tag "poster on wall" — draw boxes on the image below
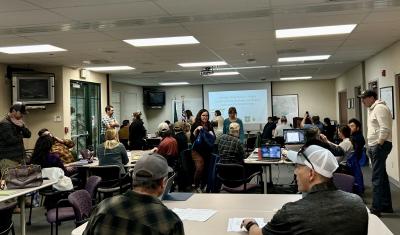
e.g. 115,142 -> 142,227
171,97 -> 203,123
380,86 -> 394,119
272,94 -> 299,125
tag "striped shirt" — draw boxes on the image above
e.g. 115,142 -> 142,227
83,190 -> 184,235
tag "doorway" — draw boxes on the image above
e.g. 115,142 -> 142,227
70,81 -> 101,155
338,91 -> 348,124
354,86 -> 362,124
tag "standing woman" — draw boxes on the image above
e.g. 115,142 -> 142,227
118,120 -> 130,149
129,111 -> 147,150
190,109 -> 215,191
223,107 -> 244,143
97,128 -> 129,175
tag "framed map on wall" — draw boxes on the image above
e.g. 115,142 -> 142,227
272,94 -> 299,125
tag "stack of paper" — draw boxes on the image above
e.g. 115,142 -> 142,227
172,208 -> 217,222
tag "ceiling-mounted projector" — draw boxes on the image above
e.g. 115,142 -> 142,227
200,66 -> 214,76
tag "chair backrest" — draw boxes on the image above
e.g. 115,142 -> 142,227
89,165 -> 121,188
68,190 -> 92,223
85,176 -> 102,199
246,137 -> 257,151
0,202 -> 17,234
160,172 -> 176,200
216,163 -> 246,188
333,173 -> 355,193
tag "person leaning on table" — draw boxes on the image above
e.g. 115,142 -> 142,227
241,145 -> 368,235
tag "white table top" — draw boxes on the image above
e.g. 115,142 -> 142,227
0,179 -> 57,202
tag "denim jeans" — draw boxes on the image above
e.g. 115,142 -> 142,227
367,141 -> 393,211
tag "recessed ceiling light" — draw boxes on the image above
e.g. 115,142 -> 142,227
85,66 -> 135,71
0,44 -> 66,54
276,24 -> 357,38
280,76 -> 312,81
178,61 -> 227,67
208,71 -> 240,76
159,82 -> 190,86
124,36 -> 199,47
278,55 -> 330,62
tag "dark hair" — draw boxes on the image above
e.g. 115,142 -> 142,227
164,120 -> 171,125
195,109 -> 210,124
105,105 -> 113,112
304,117 -> 312,124
228,107 -> 237,114
31,135 -> 54,167
304,127 -> 320,142
311,116 -> 320,124
215,110 -> 221,116
348,118 -> 362,129
37,128 -> 49,137
338,125 -> 351,138
185,110 -> 193,118
122,120 -> 130,127
323,117 -> 331,126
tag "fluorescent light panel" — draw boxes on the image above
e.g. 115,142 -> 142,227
276,24 -> 357,38
208,71 -> 240,76
178,61 -> 227,67
0,44 -> 66,54
159,82 -> 189,86
85,66 -> 135,71
124,36 -> 199,47
278,55 -> 330,62
280,76 -> 312,81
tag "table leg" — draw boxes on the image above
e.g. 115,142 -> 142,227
262,166 -> 268,194
18,196 -> 26,235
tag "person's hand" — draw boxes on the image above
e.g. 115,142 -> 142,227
196,126 -> 203,131
151,147 -> 158,153
241,218 -> 258,231
10,117 -> 24,127
319,134 -> 328,143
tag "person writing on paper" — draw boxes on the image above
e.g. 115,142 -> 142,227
241,145 -> 368,235
83,152 -> 184,235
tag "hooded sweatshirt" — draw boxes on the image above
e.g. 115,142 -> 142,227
367,100 -> 392,146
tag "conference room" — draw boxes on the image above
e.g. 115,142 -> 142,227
0,1 -> 399,234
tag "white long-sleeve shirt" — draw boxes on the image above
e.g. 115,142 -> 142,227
367,100 -> 392,146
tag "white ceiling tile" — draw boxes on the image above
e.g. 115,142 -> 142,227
0,10 -> 69,27
0,0 -> 40,12
24,0 -> 143,8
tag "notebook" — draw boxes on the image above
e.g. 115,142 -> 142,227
258,144 -> 281,162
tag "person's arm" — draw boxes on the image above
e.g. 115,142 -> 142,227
239,119 -> 245,143
241,219 -> 262,235
119,144 -> 129,165
223,119 -> 228,134
19,125 -> 31,138
376,104 -> 392,145
0,123 -> 24,145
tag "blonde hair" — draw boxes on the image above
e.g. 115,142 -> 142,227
104,128 -> 119,149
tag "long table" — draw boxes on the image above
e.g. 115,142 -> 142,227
0,179 -> 57,235
71,193 -> 392,235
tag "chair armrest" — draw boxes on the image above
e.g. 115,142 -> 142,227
245,171 -> 262,183
56,198 -> 72,221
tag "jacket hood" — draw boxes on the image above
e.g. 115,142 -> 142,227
369,100 -> 386,110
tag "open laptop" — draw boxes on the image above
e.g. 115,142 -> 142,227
283,129 -> 305,151
258,144 -> 281,162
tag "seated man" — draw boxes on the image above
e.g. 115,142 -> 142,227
152,122 -> 178,168
83,152 -> 184,235
38,128 -> 76,164
241,145 -> 368,235
217,122 -> 245,163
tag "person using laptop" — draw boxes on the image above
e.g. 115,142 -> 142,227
241,145 -> 368,235
83,152 -> 184,235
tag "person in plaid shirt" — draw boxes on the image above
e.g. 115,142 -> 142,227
100,105 -> 119,143
83,152 -> 184,235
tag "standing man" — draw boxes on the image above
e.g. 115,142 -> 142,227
100,105 -> 119,143
359,89 -> 393,217
0,102 -> 31,171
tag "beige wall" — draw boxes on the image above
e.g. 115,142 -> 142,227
272,79 -> 337,120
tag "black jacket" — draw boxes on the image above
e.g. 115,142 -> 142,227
0,116 -> 31,162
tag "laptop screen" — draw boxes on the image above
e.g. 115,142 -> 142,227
259,144 -> 281,159
283,129 -> 305,145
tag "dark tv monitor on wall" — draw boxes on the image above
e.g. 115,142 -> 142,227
143,89 -> 165,107
12,73 -> 55,105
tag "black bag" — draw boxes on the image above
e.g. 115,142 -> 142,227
192,129 -> 216,153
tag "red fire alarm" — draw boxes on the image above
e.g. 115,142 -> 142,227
382,70 -> 386,77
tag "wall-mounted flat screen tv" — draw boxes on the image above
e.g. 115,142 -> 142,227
12,73 -> 55,105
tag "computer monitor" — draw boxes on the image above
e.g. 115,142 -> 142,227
259,144 -> 281,160
283,129 -> 305,145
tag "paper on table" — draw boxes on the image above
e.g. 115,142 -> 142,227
227,218 -> 267,232
172,208 -> 217,222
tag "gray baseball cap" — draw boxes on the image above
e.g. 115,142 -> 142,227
133,152 -> 172,181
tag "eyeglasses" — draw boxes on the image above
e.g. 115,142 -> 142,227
297,146 -> 315,170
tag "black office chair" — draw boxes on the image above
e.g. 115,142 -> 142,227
215,163 -> 261,193
245,137 -> 257,153
0,202 -> 16,235
177,149 -> 195,192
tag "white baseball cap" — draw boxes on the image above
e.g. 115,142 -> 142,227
287,145 -> 339,178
